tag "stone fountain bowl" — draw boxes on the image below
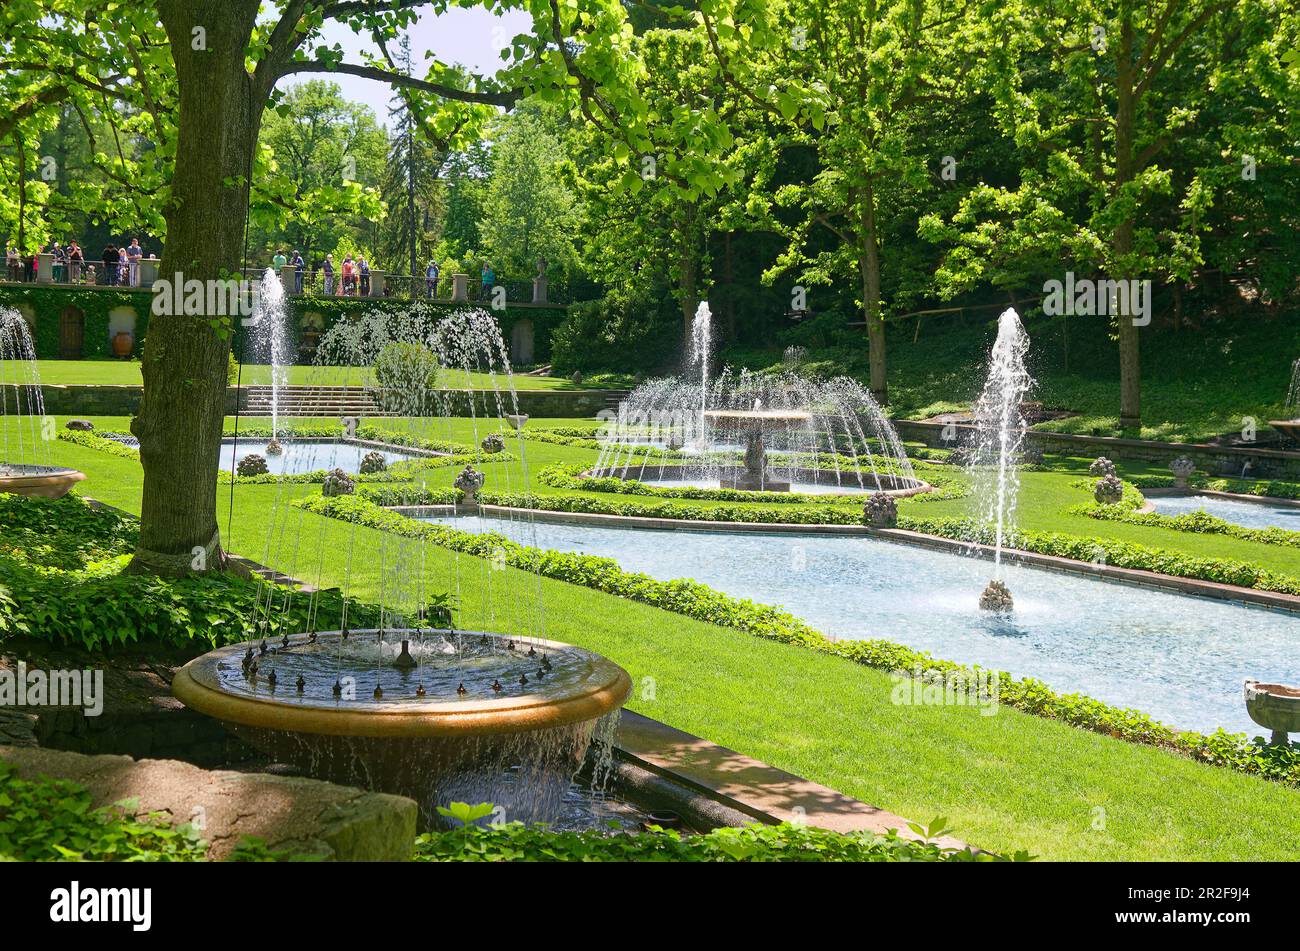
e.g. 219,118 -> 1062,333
1244,679 -> 1300,739
172,629 -> 632,822
585,463 -> 932,498
0,464 -> 86,499
1267,420 -> 1300,445
703,408 -> 813,433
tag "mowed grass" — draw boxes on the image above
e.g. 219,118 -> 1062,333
7,359 -> 612,391
17,413 -> 1300,861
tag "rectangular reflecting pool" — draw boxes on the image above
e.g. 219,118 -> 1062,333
417,512 -> 1300,736
1148,493 -> 1300,532
221,438 -> 419,475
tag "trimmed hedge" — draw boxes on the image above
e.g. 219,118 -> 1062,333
900,514 -> 1300,597
295,492 -> 1300,786
1131,473 -> 1300,501
414,818 -> 1017,862
1078,501 -> 1300,549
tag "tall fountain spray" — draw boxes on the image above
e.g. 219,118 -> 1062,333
0,307 -> 85,497
688,301 -> 712,449
252,268 -> 290,441
969,308 -> 1032,611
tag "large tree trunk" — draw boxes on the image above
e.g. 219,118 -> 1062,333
1113,13 -> 1141,431
860,183 -> 887,403
127,0 -> 263,576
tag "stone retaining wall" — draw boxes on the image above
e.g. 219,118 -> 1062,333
895,419 -> 1300,481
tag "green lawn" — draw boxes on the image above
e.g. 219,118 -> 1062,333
7,359 -> 620,391
16,413 -> 1300,861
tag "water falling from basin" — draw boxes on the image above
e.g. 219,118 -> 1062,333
0,307 -> 85,497
970,308 -> 1033,611
595,367 -> 926,496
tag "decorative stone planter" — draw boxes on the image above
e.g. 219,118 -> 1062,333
0,465 -> 86,499
1244,679 -> 1300,745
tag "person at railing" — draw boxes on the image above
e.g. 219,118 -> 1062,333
49,241 -> 66,283
126,238 -> 143,286
480,261 -> 493,299
322,253 -> 335,295
341,254 -> 356,296
291,250 -> 304,294
358,255 -> 370,296
117,245 -> 129,286
101,244 -> 118,286
425,259 -> 440,297
5,242 -> 19,282
272,248 -> 287,272
67,241 -> 83,284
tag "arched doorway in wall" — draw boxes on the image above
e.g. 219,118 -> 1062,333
59,306 -> 85,359
510,318 -> 535,366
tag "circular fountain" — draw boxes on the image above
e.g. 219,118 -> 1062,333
591,308 -> 929,497
1267,357 -> 1300,445
1,307 -> 85,498
176,305 -> 635,826
174,630 -> 631,821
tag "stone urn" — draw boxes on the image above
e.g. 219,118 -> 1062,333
1244,680 -> 1300,745
237,453 -> 269,477
454,465 -> 485,507
979,579 -> 1014,612
1169,456 -> 1196,489
1088,456 -> 1116,477
1094,473 -> 1124,505
863,493 -> 898,528
359,450 -> 387,474
322,468 -> 355,497
480,433 -> 504,455
505,414 -> 529,431
111,330 -> 133,358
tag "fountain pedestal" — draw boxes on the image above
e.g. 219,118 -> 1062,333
704,409 -> 810,493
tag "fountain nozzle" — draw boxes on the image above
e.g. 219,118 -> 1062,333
393,639 -> 418,670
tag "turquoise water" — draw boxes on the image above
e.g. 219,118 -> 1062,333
418,513 -> 1300,736
1149,494 -> 1300,532
221,438 -> 417,475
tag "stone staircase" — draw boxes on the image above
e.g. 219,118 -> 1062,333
240,385 -> 384,418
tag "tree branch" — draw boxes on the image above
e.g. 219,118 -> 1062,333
277,60 -> 520,107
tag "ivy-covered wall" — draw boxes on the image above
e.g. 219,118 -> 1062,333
0,284 -> 568,366
0,285 -> 151,359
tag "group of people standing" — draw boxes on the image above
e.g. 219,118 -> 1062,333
4,238 -> 149,286
271,249 -> 375,297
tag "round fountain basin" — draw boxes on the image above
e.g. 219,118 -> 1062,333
173,630 -> 632,824
1267,420 -> 1300,444
587,464 -> 931,498
0,464 -> 86,499
1244,680 -> 1300,734
173,629 -> 631,738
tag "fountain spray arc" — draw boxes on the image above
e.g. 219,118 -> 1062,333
970,308 -> 1033,611
251,268 -> 290,450
0,307 -> 85,497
